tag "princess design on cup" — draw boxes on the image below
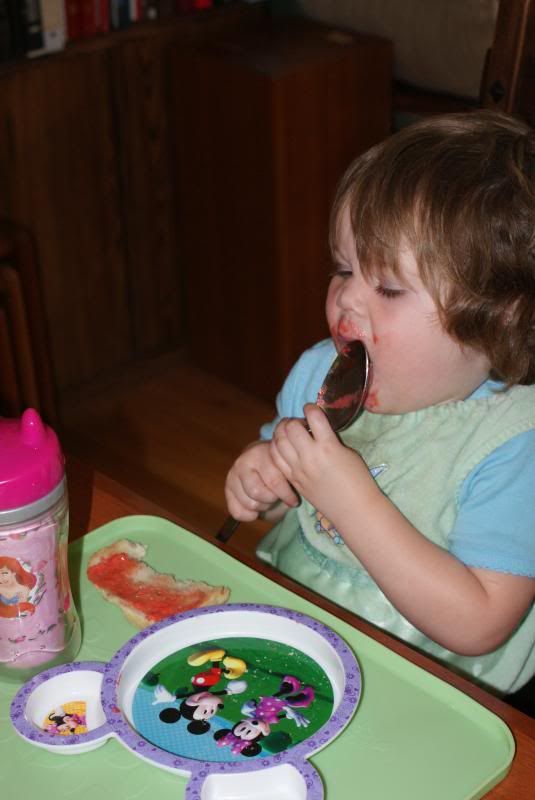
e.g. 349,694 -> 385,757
0,556 -> 37,618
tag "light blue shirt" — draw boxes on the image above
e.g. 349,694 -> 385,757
260,339 -> 535,577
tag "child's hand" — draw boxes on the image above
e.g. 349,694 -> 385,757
225,440 -> 299,522
270,404 -> 373,519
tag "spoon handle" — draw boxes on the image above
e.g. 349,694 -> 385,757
215,515 -> 241,543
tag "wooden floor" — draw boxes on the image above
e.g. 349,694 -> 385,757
60,349 -> 274,558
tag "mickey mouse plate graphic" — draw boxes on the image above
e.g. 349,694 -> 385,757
11,604 -> 361,799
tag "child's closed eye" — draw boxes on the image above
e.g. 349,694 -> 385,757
374,284 -> 405,299
329,263 -> 352,279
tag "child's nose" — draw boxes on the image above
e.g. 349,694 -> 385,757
338,273 -> 367,314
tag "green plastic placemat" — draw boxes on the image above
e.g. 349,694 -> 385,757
0,515 -> 514,798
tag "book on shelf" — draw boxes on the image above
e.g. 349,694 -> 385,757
22,0 -> 44,52
95,0 -> 110,33
64,1 -> 109,41
64,0 -> 82,40
79,0 -> 97,36
27,0 -> 67,57
176,1 -> 217,10
0,0 -> 227,61
110,0 -> 130,29
0,1 -> 12,62
0,1 -> 35,62
143,0 -> 158,18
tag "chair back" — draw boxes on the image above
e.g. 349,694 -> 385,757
0,221 -> 57,426
481,0 -> 535,125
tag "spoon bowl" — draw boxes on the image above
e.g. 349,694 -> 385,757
216,340 -> 370,543
316,339 -> 370,431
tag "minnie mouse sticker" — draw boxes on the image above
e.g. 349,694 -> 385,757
213,675 -> 315,757
43,702 -> 88,736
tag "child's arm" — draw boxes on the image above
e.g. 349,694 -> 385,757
225,440 -> 299,523
270,404 -> 535,656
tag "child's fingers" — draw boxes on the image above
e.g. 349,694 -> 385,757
262,466 -> 299,507
229,471 -> 276,509
271,420 -> 300,466
225,496 -> 261,522
225,480 -> 274,521
274,416 -> 312,450
223,437 -> 299,521
269,436 -> 291,475
303,403 -> 334,439
224,481 -> 261,521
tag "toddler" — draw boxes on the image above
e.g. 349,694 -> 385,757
224,110 -> 535,695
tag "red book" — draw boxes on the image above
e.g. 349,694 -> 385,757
79,0 -> 96,36
64,0 -> 82,40
95,0 -> 110,32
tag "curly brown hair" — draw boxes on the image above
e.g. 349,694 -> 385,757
330,110 -> 535,385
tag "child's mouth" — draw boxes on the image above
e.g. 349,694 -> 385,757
335,319 -> 366,346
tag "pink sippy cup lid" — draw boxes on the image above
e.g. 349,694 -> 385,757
0,408 -> 64,511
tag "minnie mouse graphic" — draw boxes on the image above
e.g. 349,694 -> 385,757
213,675 -> 315,757
45,706 -> 87,736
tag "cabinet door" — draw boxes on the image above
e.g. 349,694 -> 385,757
172,28 -> 392,401
113,37 -> 183,357
0,52 -> 131,395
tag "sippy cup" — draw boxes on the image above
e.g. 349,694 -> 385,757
0,408 -> 81,682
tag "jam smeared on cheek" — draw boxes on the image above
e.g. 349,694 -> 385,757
364,390 -> 379,410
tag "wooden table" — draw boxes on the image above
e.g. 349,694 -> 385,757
67,457 -> 535,799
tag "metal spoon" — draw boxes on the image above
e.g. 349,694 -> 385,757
216,339 -> 371,543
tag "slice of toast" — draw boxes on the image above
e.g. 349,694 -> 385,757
87,538 -> 230,628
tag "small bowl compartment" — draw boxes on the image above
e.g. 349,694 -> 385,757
199,763 -> 309,800
10,661 -> 111,754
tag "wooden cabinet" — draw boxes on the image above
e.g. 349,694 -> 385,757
173,20 -> 392,400
0,6 -> 393,409
0,4 -> 263,408
113,37 -> 183,358
0,50 -> 131,393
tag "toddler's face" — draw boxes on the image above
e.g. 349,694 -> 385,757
326,207 -> 490,414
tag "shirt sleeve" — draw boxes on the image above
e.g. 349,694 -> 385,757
450,430 -> 535,577
259,339 -> 337,440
